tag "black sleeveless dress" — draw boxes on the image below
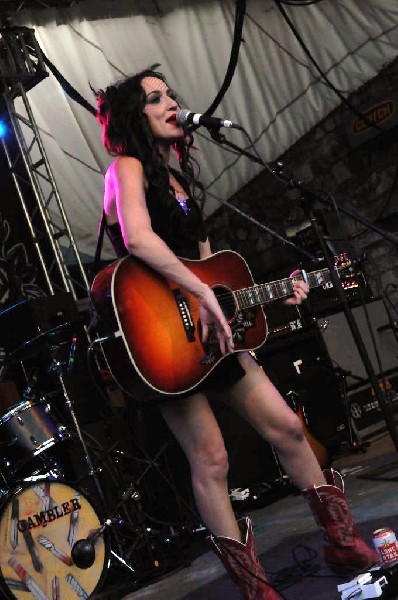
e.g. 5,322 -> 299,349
106,168 -> 207,260
105,168 -> 245,399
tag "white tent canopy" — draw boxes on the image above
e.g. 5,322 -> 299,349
10,0 -> 398,259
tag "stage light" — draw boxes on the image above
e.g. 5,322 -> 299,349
0,120 -> 8,139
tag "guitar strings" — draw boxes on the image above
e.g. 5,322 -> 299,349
209,279 -> 297,307
206,268 -> 331,308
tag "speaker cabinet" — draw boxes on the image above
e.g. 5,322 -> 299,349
257,326 -> 346,453
317,298 -> 398,385
346,376 -> 398,442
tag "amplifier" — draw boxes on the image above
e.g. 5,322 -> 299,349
257,324 -> 347,454
308,285 -> 372,316
265,302 -> 305,340
347,376 -> 398,441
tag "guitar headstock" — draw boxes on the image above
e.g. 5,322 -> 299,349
334,252 -> 352,270
333,253 -> 362,290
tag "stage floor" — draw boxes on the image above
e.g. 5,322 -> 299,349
87,432 -> 398,600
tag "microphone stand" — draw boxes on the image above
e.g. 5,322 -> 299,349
207,126 -> 398,460
71,483 -> 141,571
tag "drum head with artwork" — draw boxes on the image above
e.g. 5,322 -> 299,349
0,480 -> 107,600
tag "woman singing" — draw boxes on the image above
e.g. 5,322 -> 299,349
94,65 -> 377,599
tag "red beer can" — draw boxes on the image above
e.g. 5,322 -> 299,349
373,528 -> 398,563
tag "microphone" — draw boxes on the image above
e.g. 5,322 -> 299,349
71,522 -> 109,569
71,537 -> 96,569
176,109 -> 240,130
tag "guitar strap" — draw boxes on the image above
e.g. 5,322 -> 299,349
92,210 -> 106,280
87,210 -> 106,332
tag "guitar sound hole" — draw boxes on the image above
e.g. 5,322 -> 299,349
213,286 -> 236,321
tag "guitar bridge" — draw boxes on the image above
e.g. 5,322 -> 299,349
173,289 -> 195,342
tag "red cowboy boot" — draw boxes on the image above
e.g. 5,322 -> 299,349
207,516 -> 281,599
303,468 -> 379,574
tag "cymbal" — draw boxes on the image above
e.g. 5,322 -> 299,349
4,321 -> 80,363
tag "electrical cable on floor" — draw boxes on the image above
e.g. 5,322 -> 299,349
268,544 -> 321,590
269,543 -> 355,593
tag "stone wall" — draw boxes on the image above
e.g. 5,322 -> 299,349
206,57 -> 398,321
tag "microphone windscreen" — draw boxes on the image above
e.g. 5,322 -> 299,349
176,109 -> 191,125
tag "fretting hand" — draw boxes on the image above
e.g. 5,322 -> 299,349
283,269 -> 309,306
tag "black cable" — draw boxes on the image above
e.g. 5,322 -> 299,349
269,544 -> 321,590
203,0 -> 246,118
30,0 -> 245,123
279,0 -> 326,5
188,0 -> 246,137
203,125 -> 271,192
273,0 -> 384,133
238,125 -> 302,189
40,50 -> 97,116
204,7 -> 351,194
202,125 -> 319,260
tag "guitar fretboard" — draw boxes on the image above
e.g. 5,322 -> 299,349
234,268 -> 333,310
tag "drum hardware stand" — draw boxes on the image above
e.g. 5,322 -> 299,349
45,341 -> 146,579
105,464 -> 199,588
72,482 -> 148,569
47,344 -> 110,511
55,338 -> 196,580
88,339 -> 201,526
95,435 -> 200,559
71,472 -> 188,590
0,440 -> 11,494
73,402 -> 198,531
68,343 -> 202,583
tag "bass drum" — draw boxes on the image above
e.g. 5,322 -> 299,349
0,480 -> 108,600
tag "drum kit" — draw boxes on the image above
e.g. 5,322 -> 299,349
0,295 -> 197,600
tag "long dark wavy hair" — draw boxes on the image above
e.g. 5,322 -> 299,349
95,64 -> 205,207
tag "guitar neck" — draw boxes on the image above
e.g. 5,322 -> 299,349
234,268 -> 332,310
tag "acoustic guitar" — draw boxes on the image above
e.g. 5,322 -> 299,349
90,249 -> 338,399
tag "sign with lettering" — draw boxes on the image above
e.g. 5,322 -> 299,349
346,95 -> 398,147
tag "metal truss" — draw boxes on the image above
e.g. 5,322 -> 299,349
0,26 -> 90,301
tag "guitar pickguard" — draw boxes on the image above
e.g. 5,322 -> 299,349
200,308 -> 257,364
232,308 -> 256,342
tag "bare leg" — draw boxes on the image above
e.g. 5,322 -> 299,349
159,393 -> 241,539
218,352 -> 326,488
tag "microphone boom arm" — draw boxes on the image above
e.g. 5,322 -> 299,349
209,126 -> 398,452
